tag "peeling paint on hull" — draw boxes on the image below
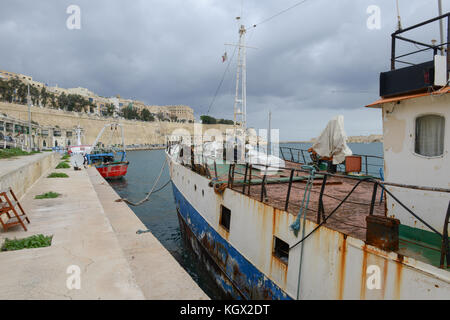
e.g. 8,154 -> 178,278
173,183 -> 292,300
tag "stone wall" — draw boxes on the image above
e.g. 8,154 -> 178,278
0,152 -> 59,202
0,102 -> 233,146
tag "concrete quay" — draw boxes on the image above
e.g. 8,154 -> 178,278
0,157 -> 208,300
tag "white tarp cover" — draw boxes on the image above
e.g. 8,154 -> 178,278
312,115 -> 352,164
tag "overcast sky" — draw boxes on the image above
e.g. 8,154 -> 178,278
0,0 -> 448,140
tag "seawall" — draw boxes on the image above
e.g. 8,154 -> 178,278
0,102 -> 233,146
0,152 -> 59,199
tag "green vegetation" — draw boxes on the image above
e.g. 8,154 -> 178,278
61,154 -> 70,160
35,192 -> 61,199
200,115 -> 234,125
47,172 -> 69,178
56,161 -> 70,169
0,78 -> 94,111
0,148 -> 40,159
1,234 -> 53,251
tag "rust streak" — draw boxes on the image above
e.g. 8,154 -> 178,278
394,254 -> 404,299
338,235 -> 347,300
360,245 -> 368,300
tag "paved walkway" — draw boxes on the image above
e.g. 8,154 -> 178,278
88,168 -> 208,300
0,164 -> 208,300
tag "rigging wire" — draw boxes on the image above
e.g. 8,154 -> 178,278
206,45 -> 238,116
248,0 -> 311,29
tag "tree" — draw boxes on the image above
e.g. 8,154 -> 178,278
121,105 -> 140,120
200,115 -> 217,124
140,108 -> 155,122
218,119 -> 234,125
57,93 -> 69,110
40,87 -> 49,107
105,103 -> 115,116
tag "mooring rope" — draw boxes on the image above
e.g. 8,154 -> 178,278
117,158 -> 168,206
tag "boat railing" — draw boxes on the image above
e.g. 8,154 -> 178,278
279,146 -> 384,177
390,12 -> 449,72
172,143 -> 449,268
225,162 -> 450,269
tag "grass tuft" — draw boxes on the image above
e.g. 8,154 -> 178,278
0,148 -> 40,159
35,192 -> 61,199
61,154 -> 70,160
1,234 -> 53,251
56,161 -> 70,169
47,172 -> 69,178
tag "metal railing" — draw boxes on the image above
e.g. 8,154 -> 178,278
228,162 -> 450,269
391,11 -> 449,78
279,146 -> 384,177
170,143 -> 450,269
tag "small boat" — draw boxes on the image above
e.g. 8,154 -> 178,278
86,123 -> 129,180
67,127 -> 93,155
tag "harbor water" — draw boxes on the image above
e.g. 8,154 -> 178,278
109,142 -> 383,299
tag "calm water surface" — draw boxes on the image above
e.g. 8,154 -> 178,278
108,143 -> 383,300
108,149 -> 225,300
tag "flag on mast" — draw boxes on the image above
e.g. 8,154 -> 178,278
222,52 -> 228,63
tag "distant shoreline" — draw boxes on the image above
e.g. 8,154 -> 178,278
281,134 -> 383,144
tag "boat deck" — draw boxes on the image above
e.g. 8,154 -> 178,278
222,161 -> 385,241
205,161 -> 445,269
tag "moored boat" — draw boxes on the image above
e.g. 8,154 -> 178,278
87,123 -> 129,180
166,13 -> 450,300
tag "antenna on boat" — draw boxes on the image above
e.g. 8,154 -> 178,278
438,0 -> 444,55
225,19 -> 257,143
75,125 -> 82,146
395,0 -> 402,31
268,110 -> 272,157
233,23 -> 247,139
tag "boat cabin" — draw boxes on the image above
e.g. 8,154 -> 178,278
367,13 -> 450,248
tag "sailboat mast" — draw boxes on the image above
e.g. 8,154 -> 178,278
233,24 -> 247,138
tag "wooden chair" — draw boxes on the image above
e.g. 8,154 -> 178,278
0,187 -> 30,232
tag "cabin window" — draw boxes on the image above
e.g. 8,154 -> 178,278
415,115 -> 445,157
273,237 -> 289,264
220,205 -> 231,231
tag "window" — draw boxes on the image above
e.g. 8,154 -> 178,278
220,205 -> 231,231
415,115 -> 445,157
273,237 -> 289,264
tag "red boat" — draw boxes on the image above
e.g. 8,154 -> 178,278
95,161 -> 129,179
87,123 -> 129,180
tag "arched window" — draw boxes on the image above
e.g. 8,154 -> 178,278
415,115 -> 445,157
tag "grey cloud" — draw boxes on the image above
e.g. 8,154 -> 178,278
0,0 -> 447,140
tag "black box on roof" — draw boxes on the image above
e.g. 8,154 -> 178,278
380,60 -> 435,98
